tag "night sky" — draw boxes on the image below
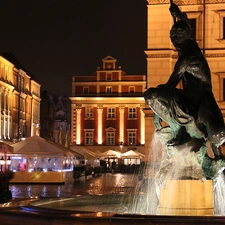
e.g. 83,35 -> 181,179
0,0 -> 147,96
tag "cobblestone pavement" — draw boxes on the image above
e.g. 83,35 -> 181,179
9,173 -> 139,199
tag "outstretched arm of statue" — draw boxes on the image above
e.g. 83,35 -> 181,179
169,0 -> 188,23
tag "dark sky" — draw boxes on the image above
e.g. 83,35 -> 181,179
0,0 -> 147,96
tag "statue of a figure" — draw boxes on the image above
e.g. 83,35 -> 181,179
144,1 -> 225,180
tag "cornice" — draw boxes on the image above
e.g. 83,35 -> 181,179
147,0 -> 225,5
146,53 -> 178,59
146,52 -> 225,58
205,53 -> 225,57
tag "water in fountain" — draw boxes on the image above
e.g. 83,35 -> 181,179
214,173 -> 225,215
127,131 -> 163,214
127,127 -> 225,216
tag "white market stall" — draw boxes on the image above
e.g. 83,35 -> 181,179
121,150 -> 145,165
10,136 -> 83,183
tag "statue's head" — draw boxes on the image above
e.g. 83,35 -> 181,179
170,20 -> 191,49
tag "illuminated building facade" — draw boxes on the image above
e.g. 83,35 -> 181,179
145,0 -> 225,153
0,53 -> 41,143
70,56 -> 146,154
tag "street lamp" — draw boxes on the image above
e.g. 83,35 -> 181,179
0,156 -> 4,172
7,156 -> 11,170
119,142 -> 123,153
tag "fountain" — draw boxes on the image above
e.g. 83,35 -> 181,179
1,2 -> 225,224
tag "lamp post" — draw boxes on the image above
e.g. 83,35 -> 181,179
7,156 -> 11,170
0,156 -> 4,172
119,141 -> 123,153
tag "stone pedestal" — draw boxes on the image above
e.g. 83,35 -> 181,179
158,180 -> 214,216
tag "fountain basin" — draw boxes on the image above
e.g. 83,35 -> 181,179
1,195 -> 225,225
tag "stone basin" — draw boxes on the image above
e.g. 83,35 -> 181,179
1,195 -> 225,225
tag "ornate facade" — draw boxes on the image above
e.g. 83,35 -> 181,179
145,0 -> 225,154
0,53 -> 41,143
70,56 -> 146,154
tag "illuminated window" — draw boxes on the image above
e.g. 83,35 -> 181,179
128,130 -> 136,145
106,86 -> 112,93
85,107 -> 93,118
106,131 -> 115,145
85,130 -> 93,145
128,108 -> 136,118
107,108 -> 115,118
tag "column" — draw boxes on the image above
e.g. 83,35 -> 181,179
97,104 -> 103,145
7,90 -> 11,139
3,89 -> 6,139
0,87 -> 2,139
119,105 -> 125,143
76,104 -> 82,145
31,98 -> 34,136
140,105 -> 145,145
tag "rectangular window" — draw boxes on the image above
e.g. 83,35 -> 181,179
128,108 -> 136,118
223,17 -> 225,39
85,107 -> 93,118
106,86 -> 112,93
106,73 -> 112,81
128,130 -> 136,145
107,108 -> 115,118
189,18 -> 196,40
106,131 -> 115,145
85,130 -> 93,145
129,86 -> 135,93
223,78 -> 225,100
83,87 -> 89,94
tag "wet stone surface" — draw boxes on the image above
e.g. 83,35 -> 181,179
9,173 -> 139,198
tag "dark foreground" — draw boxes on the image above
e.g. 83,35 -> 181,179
1,173 -> 225,224
1,202 -> 225,225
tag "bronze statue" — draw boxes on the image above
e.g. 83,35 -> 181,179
144,1 -> 225,180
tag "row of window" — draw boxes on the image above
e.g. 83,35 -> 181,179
86,107 -> 137,119
85,130 -> 137,146
83,86 -> 135,94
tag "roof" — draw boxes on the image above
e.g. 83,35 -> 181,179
70,146 -> 96,160
11,136 -> 83,157
0,52 -> 35,79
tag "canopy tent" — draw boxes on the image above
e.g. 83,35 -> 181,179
70,146 -> 100,166
10,136 -> 84,183
98,150 -> 122,158
121,150 -> 145,159
70,146 -> 96,160
121,150 -> 145,165
12,136 -> 82,157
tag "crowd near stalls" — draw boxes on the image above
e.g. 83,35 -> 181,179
97,149 -> 145,173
